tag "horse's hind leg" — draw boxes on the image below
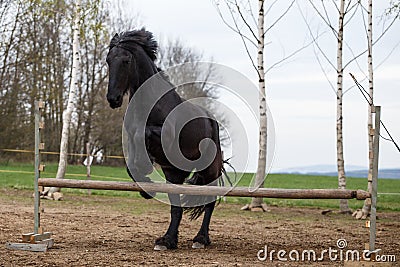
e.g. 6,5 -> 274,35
154,167 -> 189,250
192,200 -> 216,248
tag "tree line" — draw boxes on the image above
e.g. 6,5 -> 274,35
0,0 -> 220,165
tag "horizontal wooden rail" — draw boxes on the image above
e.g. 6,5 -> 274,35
38,178 -> 370,200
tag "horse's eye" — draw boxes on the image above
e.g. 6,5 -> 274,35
124,60 -> 131,64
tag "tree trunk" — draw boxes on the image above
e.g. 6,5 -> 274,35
337,0 -> 351,214
243,0 -> 268,212
49,0 -> 81,194
361,0 -> 374,218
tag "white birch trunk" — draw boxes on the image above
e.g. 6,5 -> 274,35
49,0 -> 81,194
362,0 -> 374,217
337,0 -> 351,213
249,0 -> 268,210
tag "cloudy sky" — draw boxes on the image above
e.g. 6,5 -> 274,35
126,0 -> 399,172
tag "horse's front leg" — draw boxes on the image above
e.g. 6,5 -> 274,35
154,193 -> 182,250
192,200 -> 216,248
126,130 -> 155,199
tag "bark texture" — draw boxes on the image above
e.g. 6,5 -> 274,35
360,0 -> 374,218
51,0 -> 82,193
336,0 -> 351,214
249,0 -> 268,211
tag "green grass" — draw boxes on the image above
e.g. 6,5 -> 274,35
0,162 -> 138,197
0,162 -> 399,211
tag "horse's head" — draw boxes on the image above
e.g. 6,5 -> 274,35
106,45 -> 133,109
106,30 -> 158,109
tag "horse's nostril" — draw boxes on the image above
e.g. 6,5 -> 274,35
107,94 -> 118,103
107,94 -> 122,109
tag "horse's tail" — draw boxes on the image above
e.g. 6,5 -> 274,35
182,172 -> 216,220
221,157 -> 236,187
182,158 -> 237,221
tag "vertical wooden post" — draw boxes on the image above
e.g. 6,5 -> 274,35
34,101 -> 44,234
6,101 -> 53,252
86,142 -> 91,196
369,106 -> 380,252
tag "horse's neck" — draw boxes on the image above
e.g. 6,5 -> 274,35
127,49 -> 183,120
128,67 -> 183,123
129,50 -> 158,96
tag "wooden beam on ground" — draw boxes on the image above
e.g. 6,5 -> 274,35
38,178 -> 370,200
5,242 -> 49,252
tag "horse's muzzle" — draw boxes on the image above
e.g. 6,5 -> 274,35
107,95 -> 123,109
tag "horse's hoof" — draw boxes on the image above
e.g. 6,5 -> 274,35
155,235 -> 177,250
192,242 -> 205,249
154,245 -> 168,251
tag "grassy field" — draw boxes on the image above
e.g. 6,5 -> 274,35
1,162 -> 399,211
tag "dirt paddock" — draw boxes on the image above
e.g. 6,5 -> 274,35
0,189 -> 399,266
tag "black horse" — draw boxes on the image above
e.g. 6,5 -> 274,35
106,29 -> 224,250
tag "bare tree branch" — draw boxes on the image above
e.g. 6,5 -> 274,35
225,1 -> 259,76
298,2 -> 337,70
233,0 -> 259,41
306,1 -> 400,73
343,9 -> 400,70
246,0 -> 258,27
213,0 -> 258,48
297,1 -> 337,95
264,0 -> 295,34
344,36 -> 400,97
265,0 -> 279,16
308,0 -> 338,37
265,36 -> 319,74
375,39 -> 400,69
343,1 -> 360,28
314,43 -> 338,96
330,0 -> 340,13
344,0 -> 357,14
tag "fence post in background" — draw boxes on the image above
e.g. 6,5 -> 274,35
369,106 -> 380,253
86,142 -> 91,196
34,101 -> 44,234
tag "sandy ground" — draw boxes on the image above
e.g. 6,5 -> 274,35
0,188 -> 399,266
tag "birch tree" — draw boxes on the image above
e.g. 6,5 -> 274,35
251,0 -> 267,211
304,1 -> 400,214
303,0 -> 362,214
354,0 -> 374,220
354,0 -> 400,219
49,0 -> 81,195
214,0 -> 298,211
335,0 -> 351,214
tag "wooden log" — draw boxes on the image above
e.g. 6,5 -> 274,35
38,178 -> 370,200
5,242 -> 48,252
37,238 -> 54,248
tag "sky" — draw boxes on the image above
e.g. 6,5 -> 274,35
125,0 -> 400,172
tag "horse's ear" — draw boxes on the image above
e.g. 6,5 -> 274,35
110,33 -> 120,48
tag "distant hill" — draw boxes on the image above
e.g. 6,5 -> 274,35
273,165 -> 400,179
306,169 -> 400,179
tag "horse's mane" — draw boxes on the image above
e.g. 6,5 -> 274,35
110,28 -> 158,61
